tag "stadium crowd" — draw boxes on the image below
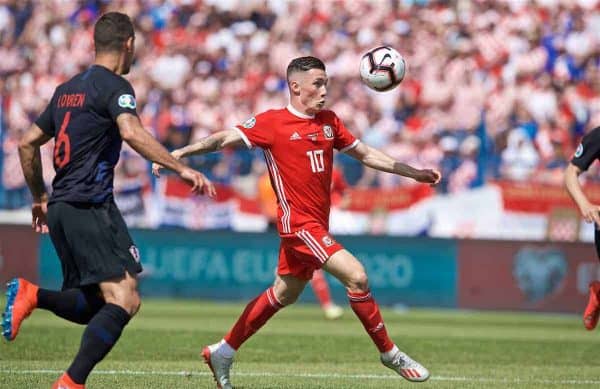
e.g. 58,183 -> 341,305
0,0 -> 599,211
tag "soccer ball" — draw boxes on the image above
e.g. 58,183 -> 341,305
359,46 -> 406,92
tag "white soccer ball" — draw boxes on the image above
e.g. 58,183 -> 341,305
359,46 -> 406,92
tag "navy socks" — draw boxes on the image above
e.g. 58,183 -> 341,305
37,287 -> 105,324
67,303 -> 131,384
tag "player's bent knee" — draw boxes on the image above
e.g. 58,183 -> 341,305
120,293 -> 140,316
104,288 -> 141,316
345,271 -> 369,293
273,286 -> 301,306
131,297 -> 141,316
129,290 -> 142,315
277,293 -> 299,306
127,291 -> 141,316
277,285 -> 306,306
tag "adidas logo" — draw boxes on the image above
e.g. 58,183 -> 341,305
290,132 -> 301,141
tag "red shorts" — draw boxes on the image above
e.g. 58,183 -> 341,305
277,226 -> 344,280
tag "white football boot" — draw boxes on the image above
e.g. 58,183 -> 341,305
202,343 -> 234,389
381,348 -> 430,382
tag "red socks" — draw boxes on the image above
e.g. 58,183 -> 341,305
223,286 -> 393,354
348,290 -> 394,353
224,287 -> 283,350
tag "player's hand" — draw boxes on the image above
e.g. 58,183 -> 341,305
151,162 -> 164,177
152,150 -> 182,177
579,202 -> 600,226
414,169 -> 442,186
31,200 -> 48,234
179,167 -> 216,197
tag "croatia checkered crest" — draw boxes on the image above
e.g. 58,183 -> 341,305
359,46 -> 406,92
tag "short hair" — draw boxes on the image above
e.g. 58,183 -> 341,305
286,56 -> 326,80
94,12 -> 134,53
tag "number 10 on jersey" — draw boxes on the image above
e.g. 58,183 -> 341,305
307,150 -> 324,173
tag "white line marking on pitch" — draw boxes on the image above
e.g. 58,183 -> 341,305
1,369 -> 599,385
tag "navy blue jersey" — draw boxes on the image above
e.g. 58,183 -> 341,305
571,126 -> 600,172
35,65 -> 138,204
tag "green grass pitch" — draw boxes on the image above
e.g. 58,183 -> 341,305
1,298 -> 599,388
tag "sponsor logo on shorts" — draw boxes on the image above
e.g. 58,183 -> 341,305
242,117 -> 256,128
323,125 -> 333,139
574,143 -> 583,158
118,94 -> 136,109
322,236 -> 334,247
129,245 -> 140,262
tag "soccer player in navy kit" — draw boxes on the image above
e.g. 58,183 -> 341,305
1,12 -> 214,389
565,126 -> 600,331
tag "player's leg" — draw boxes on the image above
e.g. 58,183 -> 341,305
2,203 -> 106,341
40,203 -> 106,324
203,274 -> 308,389
584,227 -> 600,330
323,249 -> 429,382
37,285 -> 106,325
53,201 -> 143,387
203,240 -> 310,389
60,272 -> 140,386
310,269 -> 343,319
224,273 -> 307,348
3,281 -> 104,340
322,250 -> 394,351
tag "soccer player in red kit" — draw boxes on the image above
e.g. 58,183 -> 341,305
259,167 -> 345,320
153,56 -> 441,388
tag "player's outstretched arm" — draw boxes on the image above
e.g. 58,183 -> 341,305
564,162 -> 600,225
117,113 -> 216,196
18,124 -> 52,233
345,142 -> 441,185
152,129 -> 245,177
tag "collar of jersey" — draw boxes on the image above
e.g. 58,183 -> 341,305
286,104 -> 315,119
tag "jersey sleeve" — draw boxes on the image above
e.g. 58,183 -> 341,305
106,78 -> 138,121
332,112 -> 359,152
571,126 -> 600,172
34,99 -> 56,136
234,111 -> 274,149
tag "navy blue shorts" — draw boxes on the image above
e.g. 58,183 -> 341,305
47,200 -> 142,289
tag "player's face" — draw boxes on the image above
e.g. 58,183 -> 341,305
297,69 -> 328,115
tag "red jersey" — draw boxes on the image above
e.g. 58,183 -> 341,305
235,105 -> 359,235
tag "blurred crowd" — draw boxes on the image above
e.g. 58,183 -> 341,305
0,0 -> 599,210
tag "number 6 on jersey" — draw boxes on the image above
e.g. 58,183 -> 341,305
54,111 -> 72,168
